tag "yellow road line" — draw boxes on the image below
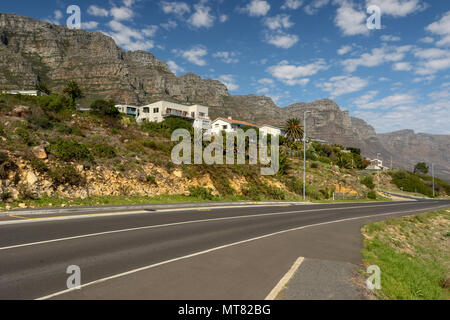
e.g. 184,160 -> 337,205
8,215 -> 34,220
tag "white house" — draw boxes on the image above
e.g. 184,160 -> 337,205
259,124 -> 284,137
210,117 -> 257,135
115,101 -> 211,130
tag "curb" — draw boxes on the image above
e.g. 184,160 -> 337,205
0,201 -> 311,217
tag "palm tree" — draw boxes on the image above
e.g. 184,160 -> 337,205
63,81 -> 82,107
284,118 -> 304,143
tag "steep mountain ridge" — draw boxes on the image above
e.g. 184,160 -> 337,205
1,13 -> 449,180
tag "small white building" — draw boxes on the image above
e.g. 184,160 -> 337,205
370,158 -> 383,167
259,124 -> 284,137
115,101 -> 211,130
5,90 -> 46,96
210,117 -> 257,135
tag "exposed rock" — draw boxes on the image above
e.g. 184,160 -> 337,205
32,146 -> 47,159
26,171 -> 38,186
11,105 -> 31,118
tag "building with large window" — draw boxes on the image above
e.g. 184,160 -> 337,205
115,101 -> 211,130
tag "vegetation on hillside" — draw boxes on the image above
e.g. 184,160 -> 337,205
362,209 -> 450,300
0,92 -> 426,209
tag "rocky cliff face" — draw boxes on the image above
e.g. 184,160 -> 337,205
0,13 -> 229,106
1,13 -> 449,180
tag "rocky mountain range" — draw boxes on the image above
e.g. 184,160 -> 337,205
1,13 -> 449,180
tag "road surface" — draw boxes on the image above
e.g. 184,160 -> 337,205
0,200 -> 448,300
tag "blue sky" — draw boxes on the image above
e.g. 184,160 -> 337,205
2,0 -> 450,134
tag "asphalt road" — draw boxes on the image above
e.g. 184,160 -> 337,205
0,200 -> 448,300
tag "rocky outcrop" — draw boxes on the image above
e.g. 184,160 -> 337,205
0,13 -> 229,106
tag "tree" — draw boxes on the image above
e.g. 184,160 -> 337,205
414,162 -> 429,175
90,99 -> 120,117
63,81 -> 82,107
35,83 -> 51,95
284,118 -> 304,143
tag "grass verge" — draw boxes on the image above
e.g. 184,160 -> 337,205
0,193 -> 304,211
361,209 -> 450,300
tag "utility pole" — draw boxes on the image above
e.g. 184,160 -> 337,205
432,163 -> 435,198
390,156 -> 393,170
303,111 -> 311,201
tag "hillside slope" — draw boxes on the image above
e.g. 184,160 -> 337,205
0,13 -> 448,181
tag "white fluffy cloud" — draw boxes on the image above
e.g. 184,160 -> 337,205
342,45 -> 412,72
304,0 -> 330,15
188,3 -> 215,28
267,59 -> 327,85
240,0 -> 271,17
218,75 -> 239,91
111,7 -> 134,21
265,33 -> 299,49
354,91 -> 450,134
334,2 -> 369,36
392,62 -> 412,71
219,14 -> 228,23
366,0 -> 426,18
107,20 -> 154,51
87,5 -> 109,17
426,11 -> 450,47
161,1 -> 191,16
318,75 -> 369,97
354,93 -> 416,109
175,46 -> 208,66
81,21 -> 99,30
337,45 -> 352,55
161,20 -> 177,30
381,35 -> 401,42
414,47 -> 450,75
213,51 -> 239,64
263,14 -> 294,30
167,60 -> 185,75
281,0 -> 304,10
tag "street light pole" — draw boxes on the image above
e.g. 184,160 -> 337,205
432,163 -> 435,197
303,111 -> 311,201
377,153 -> 381,190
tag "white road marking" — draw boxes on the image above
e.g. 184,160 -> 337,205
0,202 -> 424,251
0,204 -> 308,225
36,204 -> 449,300
265,257 -> 305,300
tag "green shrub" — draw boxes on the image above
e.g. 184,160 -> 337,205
18,185 -> 38,200
390,171 -> 433,197
91,144 -> 117,159
311,162 -> 319,169
0,152 -> 17,179
0,190 -> 11,201
361,176 -> 375,190
28,115 -> 53,130
284,176 -> 303,195
90,99 -> 120,118
30,158 -> 49,174
145,175 -> 157,186
37,94 -> 70,112
141,140 -> 171,153
162,117 -> 193,132
188,186 -> 214,200
48,165 -> 85,186
15,127 -> 36,146
242,182 -> 286,200
318,156 -> 331,164
368,191 -> 377,200
47,138 -> 92,162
